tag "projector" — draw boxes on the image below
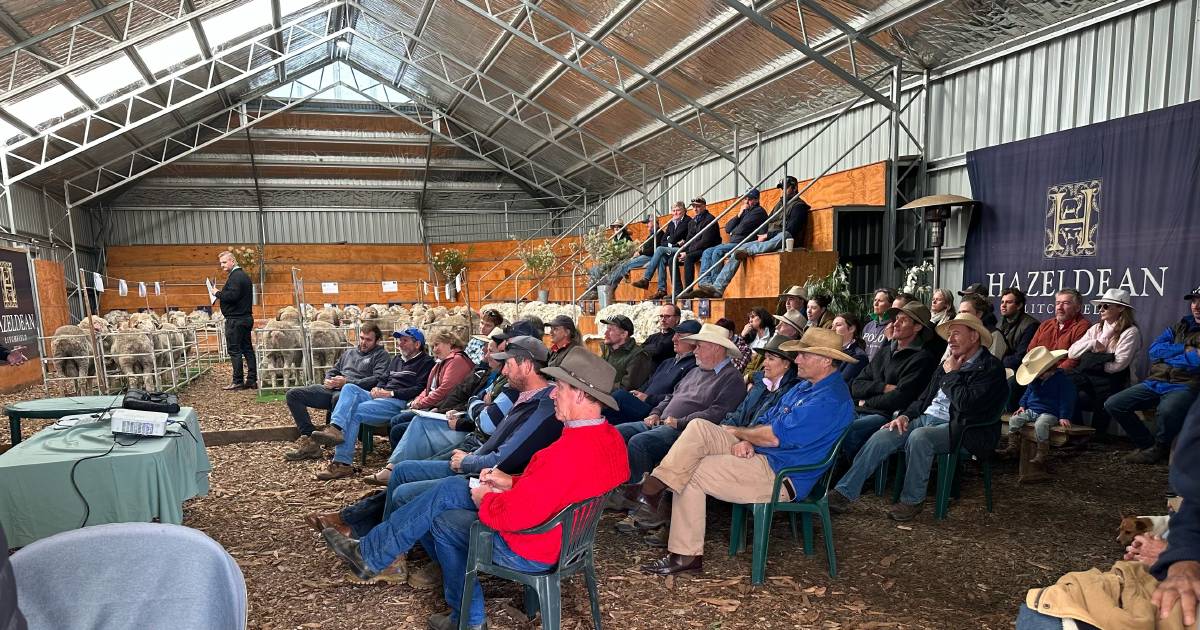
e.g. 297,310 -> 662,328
110,408 -> 171,437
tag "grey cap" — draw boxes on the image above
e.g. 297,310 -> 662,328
490,335 -> 550,363
600,314 -> 635,334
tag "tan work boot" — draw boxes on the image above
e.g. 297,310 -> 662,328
315,461 -> 355,481
310,424 -> 344,447
284,435 -> 323,461
1029,441 -> 1051,465
408,560 -> 443,590
996,431 -> 1021,458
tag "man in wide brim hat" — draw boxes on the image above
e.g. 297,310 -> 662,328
885,301 -> 932,329
682,323 -> 741,359
778,285 -> 808,313
935,312 -> 993,349
542,347 -> 620,410
774,309 -> 808,337
1015,346 -> 1068,386
780,327 -> 859,364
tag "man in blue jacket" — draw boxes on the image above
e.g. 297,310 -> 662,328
1106,289 -> 1200,464
1151,396 -> 1200,625
686,188 -> 771,298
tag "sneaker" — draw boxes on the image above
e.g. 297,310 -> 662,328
428,611 -> 486,630
1123,444 -> 1169,464
310,425 -> 344,447
408,561 -> 443,590
693,284 -> 721,298
887,501 -> 925,522
631,502 -> 669,530
284,435 -> 323,461
826,489 -> 852,515
315,461 -> 356,481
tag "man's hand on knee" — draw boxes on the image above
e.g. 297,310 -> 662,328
1154,560 -> 1200,624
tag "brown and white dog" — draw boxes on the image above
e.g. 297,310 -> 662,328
1116,514 -> 1170,546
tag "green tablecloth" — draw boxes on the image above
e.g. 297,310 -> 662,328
0,407 -> 210,548
5,395 -> 125,445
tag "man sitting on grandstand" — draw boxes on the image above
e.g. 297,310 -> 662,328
683,188 -> 769,299
828,312 -> 1006,522
642,304 -> 682,367
284,323 -> 391,462
633,327 -> 855,575
674,197 -> 721,295
600,314 -> 654,390
631,201 -> 691,300
583,220 -> 654,300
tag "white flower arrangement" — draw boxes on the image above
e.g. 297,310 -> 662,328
902,261 -> 935,305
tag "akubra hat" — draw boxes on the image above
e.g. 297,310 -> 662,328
780,327 -> 859,363
540,347 -> 619,410
778,285 -> 808,300
1015,346 -> 1068,386
885,301 -> 932,328
1091,288 -> 1134,310
753,334 -> 799,362
683,323 -> 741,358
774,309 -> 808,334
935,312 -> 993,349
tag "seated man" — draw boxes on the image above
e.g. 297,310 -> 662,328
778,285 -> 807,315
616,323 -> 748,527
687,187 -> 773,298
827,312 -> 1006,522
310,327 -> 434,480
634,327 -> 856,575
284,323 -> 391,461
0,343 -> 27,365
546,314 -> 583,367
1106,288 -> 1200,464
844,301 -> 939,458
642,304 -> 682,367
997,287 -> 1040,371
674,197 -> 721,295
604,319 -> 701,425
584,220 -> 654,299
600,314 -> 654,390
318,349 -> 630,630
631,201 -> 691,299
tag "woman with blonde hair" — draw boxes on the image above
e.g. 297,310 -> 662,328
929,288 -> 955,326
1067,289 -> 1142,439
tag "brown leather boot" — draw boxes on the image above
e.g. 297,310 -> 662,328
996,431 -> 1021,458
1029,440 -> 1051,465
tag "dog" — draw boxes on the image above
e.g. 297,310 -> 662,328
1116,514 -> 1170,546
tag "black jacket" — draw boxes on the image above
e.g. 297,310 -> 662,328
663,216 -> 691,248
768,192 -> 811,243
997,312 -> 1039,369
381,352 -> 435,400
901,347 -> 1007,459
215,267 -> 253,318
682,209 -> 721,254
851,335 -> 938,418
725,203 -> 769,244
638,352 -> 697,408
637,223 -> 666,257
642,328 -> 676,366
0,345 -> 8,362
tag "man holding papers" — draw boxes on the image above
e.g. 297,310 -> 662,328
211,250 -> 256,390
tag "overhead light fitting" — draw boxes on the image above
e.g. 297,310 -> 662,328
335,37 -> 351,53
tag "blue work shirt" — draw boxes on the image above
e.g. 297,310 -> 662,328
754,371 -> 854,500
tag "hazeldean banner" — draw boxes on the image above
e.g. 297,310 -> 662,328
0,245 -> 39,360
964,99 -> 1199,341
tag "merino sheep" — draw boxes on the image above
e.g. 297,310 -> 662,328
315,306 -> 339,325
50,325 -> 95,394
187,309 -> 212,326
277,306 -> 301,324
103,310 -> 130,328
106,320 -> 157,390
307,320 -> 347,381
339,305 -> 361,323
261,320 -> 303,388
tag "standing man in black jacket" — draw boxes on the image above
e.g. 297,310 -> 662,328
212,250 -> 256,390
688,188 -> 771,298
674,198 -> 720,296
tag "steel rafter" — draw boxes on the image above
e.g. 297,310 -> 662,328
341,13 -> 649,194
64,70 -> 338,208
442,1 -> 534,117
0,0 -> 245,102
454,0 -> 737,164
341,68 -> 586,206
3,3 -> 345,186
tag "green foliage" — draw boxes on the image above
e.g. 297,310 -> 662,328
582,227 -> 637,278
517,242 -> 557,281
431,248 -> 467,281
805,263 -> 865,320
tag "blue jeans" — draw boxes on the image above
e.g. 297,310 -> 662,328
359,476 -> 476,573
330,383 -> 409,464
618,422 -> 682,484
339,462 -> 454,538
842,413 -> 889,460
431,509 -> 551,626
602,389 -> 653,425
834,413 -> 951,505
710,232 -> 783,293
698,243 -> 736,285
589,255 -> 649,290
385,459 -> 459,517
389,415 -> 469,465
639,246 -> 680,292
1015,603 -> 1097,629
1104,382 -> 1198,449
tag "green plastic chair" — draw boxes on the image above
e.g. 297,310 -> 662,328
459,492 -> 610,630
727,427 -> 850,584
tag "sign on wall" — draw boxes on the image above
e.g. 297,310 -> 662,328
0,245 -> 40,359
964,99 -> 1200,342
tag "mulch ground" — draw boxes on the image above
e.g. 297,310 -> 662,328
2,365 -> 1169,629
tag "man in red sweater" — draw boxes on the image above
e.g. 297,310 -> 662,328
320,348 -> 629,630
1028,288 -> 1091,370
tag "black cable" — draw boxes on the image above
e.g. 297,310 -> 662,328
67,388 -> 128,528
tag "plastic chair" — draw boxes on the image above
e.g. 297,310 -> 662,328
459,492 -> 610,630
10,522 -> 247,629
728,427 -> 849,584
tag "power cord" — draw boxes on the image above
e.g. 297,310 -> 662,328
66,388 -> 128,528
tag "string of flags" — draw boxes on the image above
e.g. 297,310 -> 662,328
89,271 -> 161,297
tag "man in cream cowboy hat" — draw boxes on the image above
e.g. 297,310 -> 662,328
618,323 -> 749,534
997,347 -> 1076,464
828,312 -> 1007,522
636,327 -> 856,576
778,285 -> 808,314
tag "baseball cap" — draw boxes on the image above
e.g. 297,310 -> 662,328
958,283 -> 987,297
599,314 -> 635,334
549,314 -> 577,331
777,176 -> 798,189
490,335 -> 550,363
690,197 -> 706,205
745,187 -> 760,199
1185,284 -> 1200,300
499,320 -> 539,340
393,327 -> 425,346
674,319 -> 702,335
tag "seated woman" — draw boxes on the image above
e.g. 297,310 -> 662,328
737,307 -> 775,351
929,288 -> 955,326
830,312 -> 868,383
1066,289 -> 1142,440
805,292 -> 835,329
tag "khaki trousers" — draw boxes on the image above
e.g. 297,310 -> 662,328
651,420 -> 784,556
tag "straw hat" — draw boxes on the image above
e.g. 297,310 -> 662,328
780,327 -> 859,363
1015,346 -> 1068,386
778,285 -> 808,300
540,347 -> 619,409
683,323 -> 741,358
885,301 -> 932,328
774,309 -> 808,334
935,312 -> 993,348
753,334 -> 799,362
1090,288 -> 1134,310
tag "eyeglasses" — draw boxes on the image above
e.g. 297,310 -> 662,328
1098,304 -> 1112,310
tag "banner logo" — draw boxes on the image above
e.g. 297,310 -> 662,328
0,262 -> 16,308
1044,180 -> 1100,258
